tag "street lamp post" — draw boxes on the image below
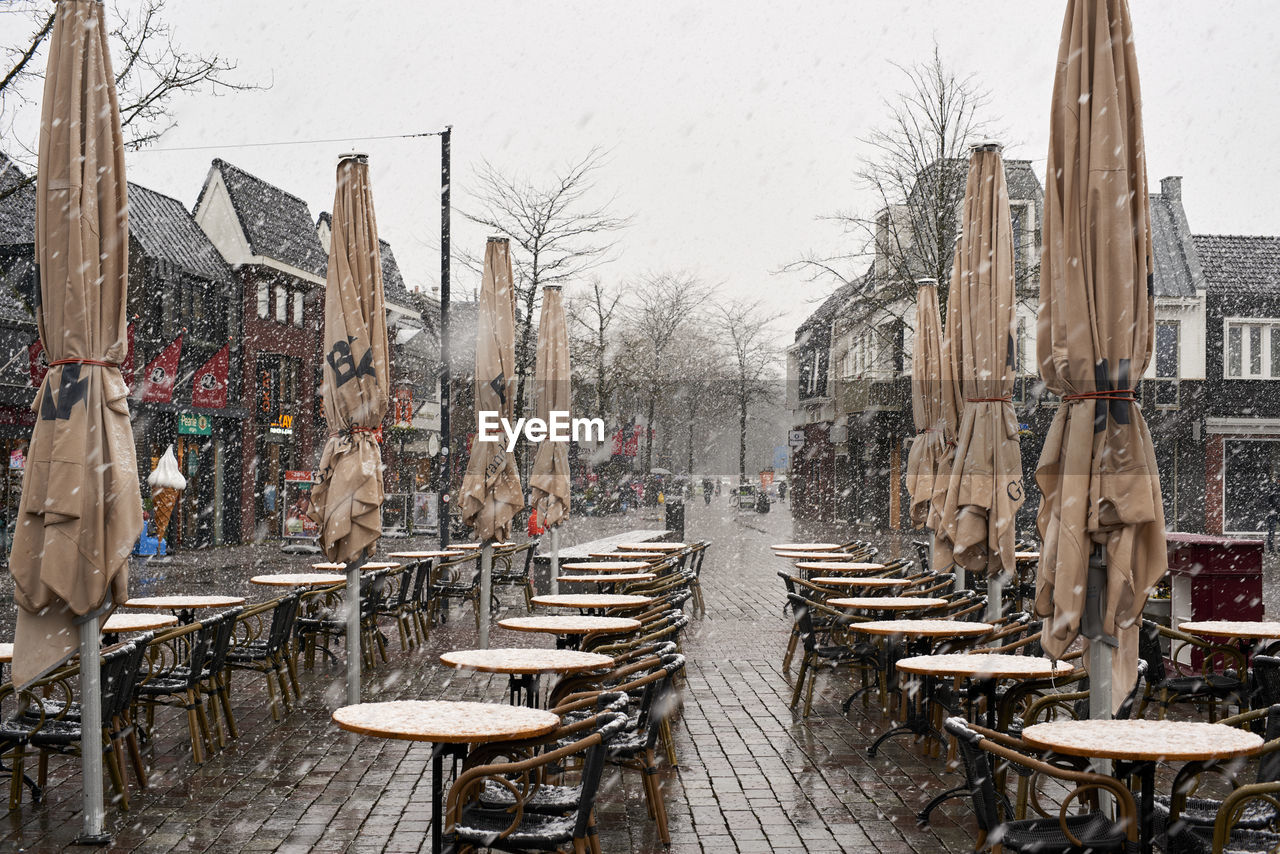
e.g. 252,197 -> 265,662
438,126 -> 452,549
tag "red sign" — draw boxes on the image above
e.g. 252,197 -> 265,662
284,470 -> 316,483
392,388 -> 413,427
191,344 -> 229,409
28,339 -> 45,387
141,334 -> 183,403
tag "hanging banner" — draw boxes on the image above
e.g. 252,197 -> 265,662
141,334 -> 183,403
191,344 -> 229,409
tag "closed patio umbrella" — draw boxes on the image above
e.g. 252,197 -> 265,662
939,143 -> 1024,614
309,153 -> 390,704
905,279 -> 946,559
1034,0 -> 1165,716
529,285 -> 571,594
459,238 -> 524,647
9,0 -> 144,841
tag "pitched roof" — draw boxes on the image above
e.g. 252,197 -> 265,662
128,183 -> 230,281
1193,234 -> 1280,295
378,239 -> 412,304
200,159 -> 327,278
1149,189 -> 1202,298
0,154 -> 35,246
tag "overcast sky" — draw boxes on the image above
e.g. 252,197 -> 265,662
6,1 -> 1279,343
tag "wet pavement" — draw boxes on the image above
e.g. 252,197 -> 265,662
2,499 -> 984,853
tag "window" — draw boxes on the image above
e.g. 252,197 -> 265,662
257,282 -> 269,318
1225,320 -> 1280,378
292,291 -> 304,326
1016,317 -> 1027,375
1153,320 -> 1179,406
275,287 -> 287,323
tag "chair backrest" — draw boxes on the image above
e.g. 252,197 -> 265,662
787,593 -> 819,655
115,631 -> 155,717
1257,703 -> 1280,784
266,592 -> 302,654
570,711 -> 629,839
101,639 -> 144,721
944,717 -> 1001,833
636,654 -> 686,750
409,558 -> 434,605
205,607 -> 244,676
1138,620 -> 1168,685
1253,655 -> 1280,711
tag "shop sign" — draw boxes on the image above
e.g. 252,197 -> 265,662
269,413 -> 294,437
789,429 -> 805,449
177,412 -> 212,436
9,448 -> 24,470
284,470 -> 317,485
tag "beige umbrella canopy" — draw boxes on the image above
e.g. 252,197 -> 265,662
459,238 -> 525,541
309,154 -> 390,564
10,0 -> 143,688
939,144 -> 1024,582
1034,0 -> 1165,709
906,280 -> 946,531
530,286 -> 571,528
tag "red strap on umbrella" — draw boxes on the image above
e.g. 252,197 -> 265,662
48,358 -> 118,368
965,396 -> 1012,402
1062,389 -> 1137,402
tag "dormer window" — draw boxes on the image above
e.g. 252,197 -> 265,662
275,287 -> 287,324
257,282 -> 269,319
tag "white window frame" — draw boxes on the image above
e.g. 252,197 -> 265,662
275,287 -> 288,324
257,282 -> 269,319
1223,317 -> 1280,379
292,291 -> 304,326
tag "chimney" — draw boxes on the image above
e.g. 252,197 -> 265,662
1161,176 -> 1182,201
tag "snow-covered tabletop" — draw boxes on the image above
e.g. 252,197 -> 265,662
384,551 -> 465,560
102,613 -> 178,633
310,561 -> 401,571
498,616 -> 641,636
811,577 -> 908,588
588,551 -> 666,560
1022,719 -> 1262,762
828,597 -> 947,611
125,595 -> 245,609
251,573 -> 346,587
1014,551 -> 1040,561
531,594 -> 653,609
617,542 -> 686,551
333,700 -> 559,744
847,620 -> 994,638
777,550 -> 860,559
559,561 -> 651,572
451,542 -> 518,551
771,542 -> 840,551
896,654 -> 1075,679
440,648 -> 614,675
558,573 -> 656,584
798,562 -> 888,573
0,643 -> 12,663
1180,621 -> 1280,640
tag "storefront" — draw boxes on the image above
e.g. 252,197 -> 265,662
1206,421 -> 1280,535
138,408 -> 241,548
255,411 -> 302,538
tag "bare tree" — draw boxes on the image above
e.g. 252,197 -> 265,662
615,273 -> 709,475
786,46 -> 992,324
567,276 -> 624,418
0,0 -> 265,201
460,149 -> 630,444
710,300 -> 778,482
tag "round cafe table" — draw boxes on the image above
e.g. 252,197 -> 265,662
775,550 -> 857,560
617,542 -> 686,552
588,551 -> 665,560
797,561 -> 887,578
896,653 -> 1075,825
845,619 -> 993,751
1180,620 -> 1280,643
451,542 -> 518,551
0,643 -> 11,664
251,573 -> 346,588
531,594 -> 653,611
1022,719 -> 1262,854
334,700 -> 559,854
771,542 -> 840,551
828,597 -> 947,613
811,577 -> 909,590
558,573 -> 656,593
559,561 -> 651,573
124,594 -> 246,624
497,615 -> 640,650
102,612 -> 178,634
385,550 -> 465,560
440,648 -> 613,707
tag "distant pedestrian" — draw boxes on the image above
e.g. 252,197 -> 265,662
702,478 -> 714,505
778,480 -> 788,502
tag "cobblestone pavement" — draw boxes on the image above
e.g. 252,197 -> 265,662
1,499 -> 981,853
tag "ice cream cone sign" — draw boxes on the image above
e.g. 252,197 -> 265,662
147,445 -> 187,541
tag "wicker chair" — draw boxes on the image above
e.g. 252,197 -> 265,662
1136,619 -> 1248,722
490,541 -> 538,612
227,593 -> 302,721
428,554 -> 483,632
446,711 -> 628,853
945,717 -> 1138,853
136,620 -> 218,764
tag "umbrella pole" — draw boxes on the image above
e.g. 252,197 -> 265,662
1086,542 -> 1114,723
986,574 -> 1004,624
346,555 -> 368,707
75,614 -> 109,845
479,542 -> 493,648
550,526 -> 560,596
